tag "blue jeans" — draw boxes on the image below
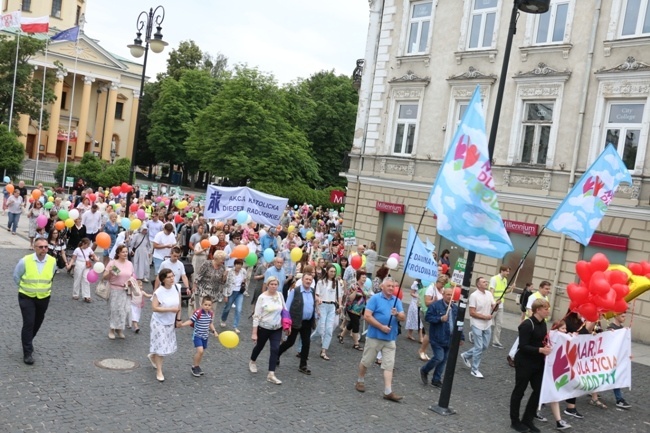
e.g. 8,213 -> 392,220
8,211 -> 20,233
312,303 -> 336,350
221,290 -> 244,328
613,388 -> 623,401
462,325 -> 491,373
422,341 -> 450,383
153,257 -> 164,275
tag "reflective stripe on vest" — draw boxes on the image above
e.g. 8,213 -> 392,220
19,254 -> 55,296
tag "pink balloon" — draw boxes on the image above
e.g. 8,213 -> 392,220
87,269 -> 98,283
136,209 -> 146,220
36,214 -> 48,228
389,253 -> 400,261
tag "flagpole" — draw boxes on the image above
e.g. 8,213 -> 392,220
32,39 -> 49,185
61,31 -> 81,188
8,30 -> 21,131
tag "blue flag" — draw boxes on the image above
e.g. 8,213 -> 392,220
426,86 -> 513,258
425,237 -> 435,253
405,226 -> 438,282
51,26 -> 79,42
546,144 -> 632,245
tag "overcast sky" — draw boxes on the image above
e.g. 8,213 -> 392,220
84,0 -> 370,84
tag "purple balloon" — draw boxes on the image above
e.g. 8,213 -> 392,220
36,214 -> 48,228
87,269 -> 98,283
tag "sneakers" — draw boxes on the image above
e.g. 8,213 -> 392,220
220,321 -> 226,328
234,328 -> 240,334
556,419 -> 572,430
23,354 -> 34,365
563,408 -> 583,419
431,380 -> 443,388
383,392 -> 403,402
191,366 -> 202,377
534,412 -> 547,422
460,353 -> 471,369
249,361 -> 258,373
267,372 -> 282,384
492,342 -> 504,349
355,381 -> 365,393
471,370 -> 484,378
616,399 -> 631,409
419,368 -> 428,385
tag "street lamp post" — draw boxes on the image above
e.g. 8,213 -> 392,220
430,0 -> 550,416
125,5 -> 168,217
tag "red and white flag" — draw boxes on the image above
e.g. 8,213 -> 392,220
20,16 -> 49,33
0,11 -> 21,30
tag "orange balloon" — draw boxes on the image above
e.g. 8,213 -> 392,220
31,189 -> 42,199
200,238 -> 210,249
232,245 -> 249,259
55,221 -> 65,231
96,232 -> 111,249
5,184 -> 14,193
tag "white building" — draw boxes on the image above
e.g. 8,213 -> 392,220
346,0 -> 650,342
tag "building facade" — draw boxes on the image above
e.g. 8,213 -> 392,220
3,0 -> 144,164
346,0 -> 650,342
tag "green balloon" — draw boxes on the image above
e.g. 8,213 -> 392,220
340,206 -> 344,211
44,202 -> 53,210
186,212 -> 194,218
245,252 -> 258,267
46,190 -> 53,197
57,209 -> 69,220
333,263 -> 341,276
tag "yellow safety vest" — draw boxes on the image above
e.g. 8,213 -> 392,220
19,254 -> 55,299
145,205 -> 153,217
526,291 -> 549,321
492,274 -> 507,299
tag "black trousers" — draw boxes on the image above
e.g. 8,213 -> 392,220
510,362 -> 544,423
278,320 -> 312,368
250,327 -> 283,372
18,293 -> 50,356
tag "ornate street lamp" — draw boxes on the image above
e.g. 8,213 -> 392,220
125,5 -> 168,217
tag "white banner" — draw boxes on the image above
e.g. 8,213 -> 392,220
539,328 -> 632,405
203,185 -> 288,227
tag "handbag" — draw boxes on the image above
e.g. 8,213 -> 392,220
279,295 -> 292,330
95,280 -> 110,300
81,249 -> 92,268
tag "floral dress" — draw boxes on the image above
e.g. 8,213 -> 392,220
194,261 -> 227,301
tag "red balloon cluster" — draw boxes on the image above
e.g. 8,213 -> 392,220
566,253 -> 629,322
628,260 -> 650,277
174,214 -> 183,224
111,183 -> 132,196
441,264 -> 449,274
88,193 -> 96,202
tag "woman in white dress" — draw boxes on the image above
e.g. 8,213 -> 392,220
148,268 -> 181,382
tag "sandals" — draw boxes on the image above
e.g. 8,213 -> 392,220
320,352 -> 330,361
83,298 -> 92,303
353,344 -> 363,351
337,334 -> 344,344
589,399 -> 607,409
406,336 -> 417,341
298,366 -> 312,375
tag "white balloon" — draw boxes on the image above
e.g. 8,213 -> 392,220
93,262 -> 105,274
386,257 -> 399,270
259,229 -> 267,238
209,235 -> 219,246
68,209 -> 79,220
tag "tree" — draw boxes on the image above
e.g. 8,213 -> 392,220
186,67 -> 321,187
0,35 -> 56,131
97,158 -> 131,187
0,124 -> 24,176
165,40 -> 204,80
134,81 -> 161,177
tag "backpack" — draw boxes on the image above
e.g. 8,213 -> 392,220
190,308 -> 213,327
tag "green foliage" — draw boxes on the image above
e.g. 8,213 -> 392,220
0,35 -> 56,131
165,40 -> 204,80
97,158 -> 130,187
254,182 -> 341,208
134,81 -> 160,169
0,124 -> 24,175
54,153 -> 131,187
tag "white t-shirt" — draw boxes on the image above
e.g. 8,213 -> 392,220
148,220 -> 164,242
152,231 -> 177,260
468,289 -> 495,331
159,259 -> 186,285
73,246 -> 93,264
425,283 -> 443,304
81,210 -> 102,234
152,286 -> 180,325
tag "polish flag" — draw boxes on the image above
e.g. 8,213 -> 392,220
20,16 -> 49,33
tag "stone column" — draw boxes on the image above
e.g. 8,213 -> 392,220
101,82 -> 119,161
46,70 -> 67,156
17,114 -> 30,147
94,85 -> 108,156
126,89 -> 140,165
74,76 -> 95,159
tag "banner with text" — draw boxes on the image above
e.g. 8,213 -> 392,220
405,226 -> 438,282
539,328 -> 631,406
204,186 -> 288,227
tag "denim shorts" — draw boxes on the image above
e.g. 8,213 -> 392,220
193,335 -> 208,349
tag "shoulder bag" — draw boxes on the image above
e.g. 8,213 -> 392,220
95,280 -> 110,300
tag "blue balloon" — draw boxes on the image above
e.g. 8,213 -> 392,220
422,280 -> 432,287
263,248 -> 275,263
327,234 -> 333,242
3,176 -> 9,183
236,210 -> 248,225
121,218 -> 131,230
364,278 -> 372,290
294,204 -> 298,209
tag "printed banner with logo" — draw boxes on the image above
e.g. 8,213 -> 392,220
405,226 -> 438,282
539,328 -> 632,406
545,144 -> 632,245
426,86 -> 513,258
204,185 -> 288,227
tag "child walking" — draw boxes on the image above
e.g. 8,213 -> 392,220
180,295 -> 219,377
130,279 -> 152,333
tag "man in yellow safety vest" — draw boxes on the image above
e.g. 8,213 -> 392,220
489,265 -> 513,349
13,237 -> 56,365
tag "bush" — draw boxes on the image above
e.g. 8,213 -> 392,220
253,182 -> 344,209
54,153 -> 132,188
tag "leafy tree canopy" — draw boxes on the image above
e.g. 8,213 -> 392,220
0,124 -> 24,175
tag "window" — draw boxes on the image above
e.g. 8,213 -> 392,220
468,0 -> 498,49
392,104 -> 418,155
115,102 -> 124,120
604,102 -> 645,170
582,245 -> 627,271
22,0 -> 31,12
378,212 -> 404,258
502,233 -> 538,291
406,1 -> 433,54
520,102 -> 553,165
534,0 -> 569,44
51,0 -> 62,18
76,6 -> 81,26
60,91 -> 67,110
621,0 -> 650,37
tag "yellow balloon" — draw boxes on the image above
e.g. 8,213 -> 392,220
306,230 -> 314,240
218,330 -> 239,349
64,218 -> 74,228
290,247 -> 303,263
287,225 -> 295,233
48,196 -> 54,202
130,219 -> 142,230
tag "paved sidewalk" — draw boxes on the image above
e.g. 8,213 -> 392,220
1,213 -> 648,432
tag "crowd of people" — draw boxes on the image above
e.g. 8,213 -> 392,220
8,179 -> 635,431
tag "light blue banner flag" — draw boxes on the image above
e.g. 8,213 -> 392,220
425,237 -> 435,253
405,226 -> 439,282
426,86 -> 513,258
546,144 -> 632,245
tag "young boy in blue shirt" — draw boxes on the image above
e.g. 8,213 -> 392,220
180,295 -> 219,377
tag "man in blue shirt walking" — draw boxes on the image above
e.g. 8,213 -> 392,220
355,277 -> 405,402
